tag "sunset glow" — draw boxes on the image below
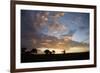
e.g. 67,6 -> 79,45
21,10 -> 89,54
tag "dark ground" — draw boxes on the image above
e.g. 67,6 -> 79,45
21,52 -> 89,63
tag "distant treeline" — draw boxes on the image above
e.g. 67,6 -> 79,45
21,48 -> 66,55
21,48 -> 89,63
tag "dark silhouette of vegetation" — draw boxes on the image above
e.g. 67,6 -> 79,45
52,50 -> 55,54
50,51 -> 52,54
62,50 -> 66,54
21,51 -> 90,63
21,48 -> 27,54
21,47 -> 89,63
31,48 -> 37,54
44,49 -> 51,54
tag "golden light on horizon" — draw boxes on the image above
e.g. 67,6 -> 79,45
37,47 -> 64,54
63,36 -> 72,41
38,45 -> 89,54
37,45 -> 89,54
66,47 -> 89,53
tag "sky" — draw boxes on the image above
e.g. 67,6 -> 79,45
21,10 -> 90,53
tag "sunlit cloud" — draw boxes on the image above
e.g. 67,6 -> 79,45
21,10 -> 89,54
32,12 -> 49,32
44,39 -> 52,42
51,12 -> 65,19
36,42 -> 89,54
49,23 -> 66,32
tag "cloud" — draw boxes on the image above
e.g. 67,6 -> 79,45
36,12 -> 49,22
52,12 -> 65,18
71,13 -> 89,31
46,23 -> 67,38
31,12 -> 67,39
36,35 -> 89,52
44,39 -> 52,42
48,23 -> 67,32
60,29 -> 76,41
66,46 -> 89,53
21,10 -> 90,54
63,36 -> 72,41
33,12 -> 49,31
81,38 -> 89,44
32,11 -> 67,39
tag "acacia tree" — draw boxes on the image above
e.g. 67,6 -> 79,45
44,49 -> 51,54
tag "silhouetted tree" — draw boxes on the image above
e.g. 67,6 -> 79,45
62,50 -> 66,54
49,51 -> 52,54
31,48 -> 37,54
52,50 -> 55,54
21,48 -> 27,54
44,49 -> 51,54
